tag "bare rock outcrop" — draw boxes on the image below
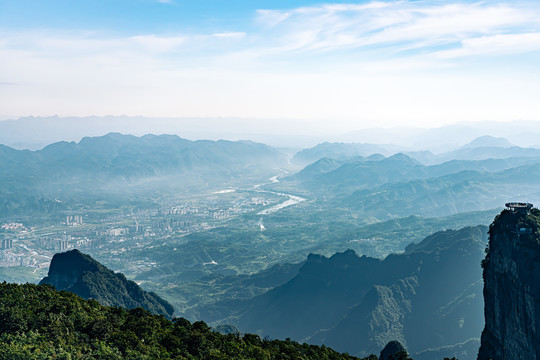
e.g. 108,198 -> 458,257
478,203 -> 540,359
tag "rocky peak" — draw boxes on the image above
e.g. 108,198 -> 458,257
40,249 -> 174,318
478,205 -> 540,359
40,249 -> 102,290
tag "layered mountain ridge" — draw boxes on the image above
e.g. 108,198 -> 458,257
197,226 -> 487,359
0,132 -> 288,216
280,151 -> 540,221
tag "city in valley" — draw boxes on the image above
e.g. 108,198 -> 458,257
0,185 -> 290,282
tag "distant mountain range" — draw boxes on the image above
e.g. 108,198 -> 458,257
0,132 -> 288,216
281,150 -> 540,220
0,116 -> 328,150
3,116 -> 540,151
342,161 -> 540,219
195,226 -> 487,360
292,137 -> 540,167
292,142 -> 395,165
5,132 -> 286,178
337,122 -> 540,151
3,129 -> 540,220
40,249 -> 175,318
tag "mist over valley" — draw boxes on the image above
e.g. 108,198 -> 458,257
2,119 -> 540,358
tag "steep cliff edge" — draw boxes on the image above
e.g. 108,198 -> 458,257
40,249 -> 174,318
478,204 -> 540,360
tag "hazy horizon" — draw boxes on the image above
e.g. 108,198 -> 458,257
2,115 -> 540,152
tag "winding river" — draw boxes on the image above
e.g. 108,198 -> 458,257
255,172 -> 305,215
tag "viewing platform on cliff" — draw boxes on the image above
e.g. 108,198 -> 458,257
505,202 -> 533,214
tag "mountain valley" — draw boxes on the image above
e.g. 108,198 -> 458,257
2,129 -> 540,359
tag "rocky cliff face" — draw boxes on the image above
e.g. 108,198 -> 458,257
478,207 -> 540,360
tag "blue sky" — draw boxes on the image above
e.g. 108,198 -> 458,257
1,1 -> 342,31
1,0 -> 540,131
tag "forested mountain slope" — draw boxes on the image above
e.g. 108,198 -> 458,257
0,282 -> 369,360
40,249 -> 175,318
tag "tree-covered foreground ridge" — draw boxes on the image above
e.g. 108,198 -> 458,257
0,282 -> 377,360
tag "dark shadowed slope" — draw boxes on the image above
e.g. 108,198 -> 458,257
232,226 -> 487,359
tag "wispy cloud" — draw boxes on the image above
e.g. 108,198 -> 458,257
5,2 -> 538,67
253,1 -> 540,58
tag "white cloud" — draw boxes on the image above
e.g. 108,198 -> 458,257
435,32 -> 540,58
212,32 -> 247,39
129,35 -> 186,53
